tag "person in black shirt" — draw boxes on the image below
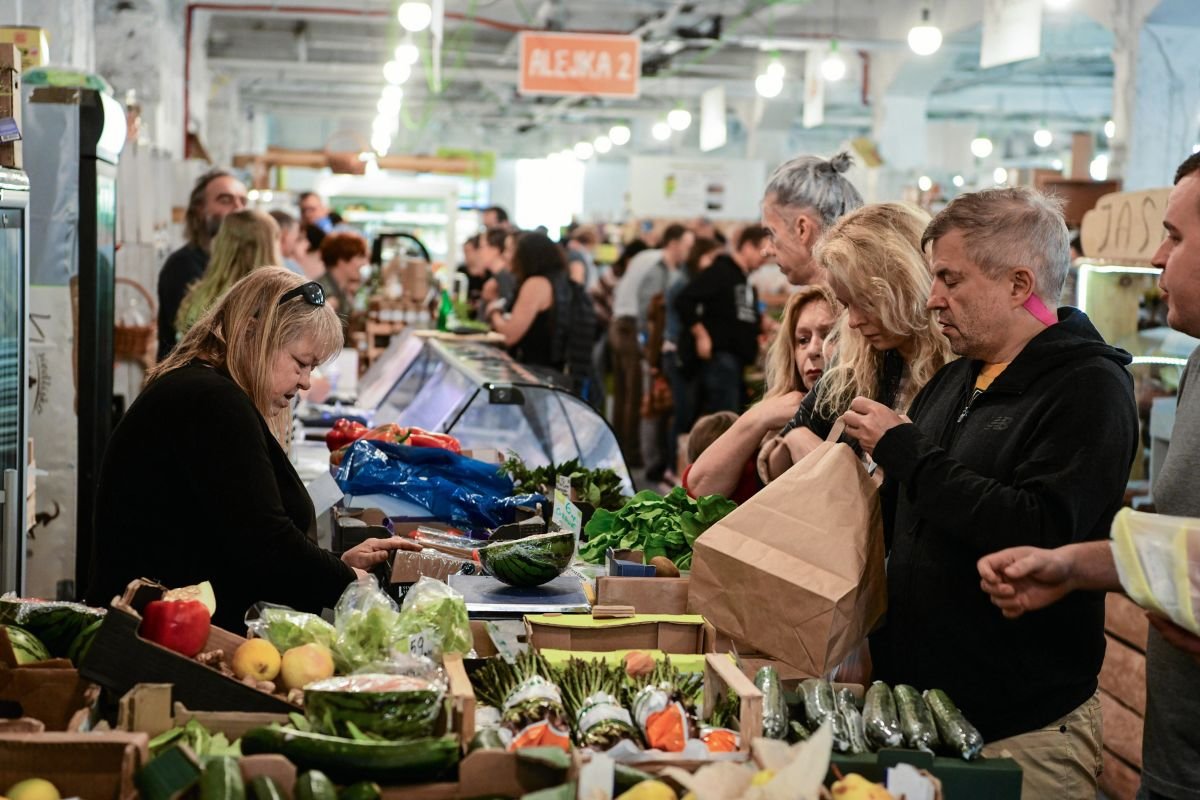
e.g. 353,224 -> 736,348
456,234 -> 487,313
676,224 -> 770,413
90,268 -> 418,631
156,170 -> 248,361
485,232 -> 563,369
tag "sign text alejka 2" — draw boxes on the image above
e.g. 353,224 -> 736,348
518,32 -> 641,99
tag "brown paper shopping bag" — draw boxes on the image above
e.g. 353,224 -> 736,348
688,423 -> 887,677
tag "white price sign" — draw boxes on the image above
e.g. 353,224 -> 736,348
552,489 -> 583,541
408,629 -> 436,658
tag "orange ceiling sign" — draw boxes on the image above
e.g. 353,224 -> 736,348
518,32 -> 641,98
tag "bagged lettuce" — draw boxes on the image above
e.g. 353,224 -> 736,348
332,577 -> 404,672
396,577 -> 472,658
245,603 -> 336,652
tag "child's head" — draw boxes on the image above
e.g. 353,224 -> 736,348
687,411 -> 740,463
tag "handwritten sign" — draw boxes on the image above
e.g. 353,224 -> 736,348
552,488 -> 583,542
1080,188 -> 1172,264
518,32 -> 640,98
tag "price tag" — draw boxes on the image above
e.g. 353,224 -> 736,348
408,629 -> 436,658
552,488 -> 583,542
555,473 -> 572,500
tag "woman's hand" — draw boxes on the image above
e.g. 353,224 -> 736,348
341,536 -> 422,570
749,391 -> 805,430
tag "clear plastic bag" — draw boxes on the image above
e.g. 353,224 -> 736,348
332,577 -> 403,672
397,577 -> 473,658
1111,507 -> 1200,635
334,439 -> 545,530
244,603 -> 336,652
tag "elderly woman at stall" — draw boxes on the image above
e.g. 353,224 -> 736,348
86,268 -> 417,631
683,285 -> 839,501
760,203 -> 954,479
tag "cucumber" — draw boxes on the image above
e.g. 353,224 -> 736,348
798,678 -> 835,729
894,684 -> 940,753
296,771 -> 337,800
753,666 -> 789,740
249,776 -> 285,800
924,689 -> 984,761
835,688 -> 869,754
241,726 -> 460,784
199,756 -> 245,800
863,682 -> 903,750
339,783 -> 382,800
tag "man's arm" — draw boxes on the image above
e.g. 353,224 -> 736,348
871,365 -> 1138,554
977,540 -> 1120,618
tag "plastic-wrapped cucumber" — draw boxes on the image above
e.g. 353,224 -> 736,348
754,666 -> 789,740
863,682 -> 903,750
798,678 -> 835,729
835,688 -> 869,754
924,689 -> 984,761
894,684 -> 940,753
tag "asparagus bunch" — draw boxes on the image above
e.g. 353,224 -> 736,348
473,650 -> 566,730
559,658 -> 641,750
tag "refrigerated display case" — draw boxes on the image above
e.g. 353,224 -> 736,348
297,332 -> 631,491
0,168 -> 29,595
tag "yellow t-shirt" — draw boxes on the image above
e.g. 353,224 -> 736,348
975,362 -> 1010,392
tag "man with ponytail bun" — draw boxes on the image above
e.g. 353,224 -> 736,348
760,151 -> 864,286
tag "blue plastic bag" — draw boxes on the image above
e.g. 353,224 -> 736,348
334,439 -> 545,530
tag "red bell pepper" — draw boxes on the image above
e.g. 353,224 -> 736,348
406,429 -> 462,453
325,418 -> 367,452
139,598 -> 212,657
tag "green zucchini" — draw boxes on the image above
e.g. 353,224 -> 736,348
339,783 -> 382,800
894,684 -> 940,753
296,771 -> 337,800
924,689 -> 984,761
798,678 -> 835,729
199,756 -> 245,800
249,776 -> 285,800
241,726 -> 460,784
754,666 -> 789,739
863,682 -> 903,750
835,688 -> 869,754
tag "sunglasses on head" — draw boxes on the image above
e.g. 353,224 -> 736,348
278,281 -> 325,307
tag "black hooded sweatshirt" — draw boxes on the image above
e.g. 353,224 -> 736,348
870,308 -> 1138,742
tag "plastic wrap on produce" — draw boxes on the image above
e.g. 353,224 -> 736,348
396,577 -> 472,658
304,657 -> 447,740
1111,507 -> 1200,635
332,577 -> 404,672
244,603 -> 336,652
334,439 -> 546,530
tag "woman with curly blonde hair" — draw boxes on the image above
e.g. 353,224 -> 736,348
762,203 -> 953,479
684,285 -> 839,501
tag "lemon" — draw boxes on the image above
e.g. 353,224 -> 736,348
231,638 -> 282,681
7,778 -> 60,800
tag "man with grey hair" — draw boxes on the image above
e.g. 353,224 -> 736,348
840,187 -> 1138,799
760,151 -> 864,286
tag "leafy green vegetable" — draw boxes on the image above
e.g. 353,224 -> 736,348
396,577 -> 472,656
578,486 -> 736,568
255,606 -> 336,652
500,456 -> 628,511
149,719 -> 241,759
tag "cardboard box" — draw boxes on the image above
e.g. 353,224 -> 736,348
0,731 -> 148,800
80,580 -> 297,714
117,684 -> 289,740
0,27 -> 48,71
525,614 -> 715,655
0,43 -> 22,169
0,627 -> 93,730
595,576 -> 691,615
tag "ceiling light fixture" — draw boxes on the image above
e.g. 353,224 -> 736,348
383,60 -> 411,85
1090,154 -> 1109,181
908,6 -> 943,56
560,148 -> 576,160
952,174 -> 965,188
917,175 -> 933,192
397,2 -> 433,32
594,135 -> 612,154
667,108 -> 692,131
821,40 -> 847,82
394,41 -> 420,66
755,72 -> 783,99
609,124 -> 631,146
1104,119 -> 1116,139
371,130 -> 391,155
1052,158 -> 1064,170
574,142 -> 594,160
971,136 -> 994,158
993,167 -> 1009,185
1033,128 -> 1053,148
652,121 -> 672,141
767,58 -> 785,80
1044,0 -> 1072,9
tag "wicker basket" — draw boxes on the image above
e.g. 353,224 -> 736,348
113,277 -> 156,362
